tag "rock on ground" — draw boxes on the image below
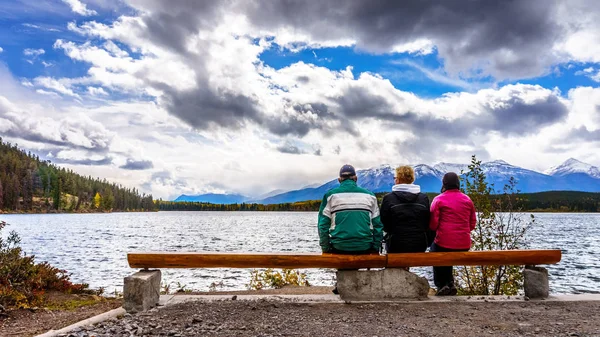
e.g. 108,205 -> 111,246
64,300 -> 600,337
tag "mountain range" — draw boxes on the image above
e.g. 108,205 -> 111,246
175,158 -> 600,204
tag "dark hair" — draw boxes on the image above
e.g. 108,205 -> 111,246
339,175 -> 357,182
441,172 -> 460,193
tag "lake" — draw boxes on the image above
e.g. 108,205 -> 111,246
1,212 -> 599,295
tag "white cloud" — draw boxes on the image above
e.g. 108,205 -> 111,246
391,39 -> 435,55
23,48 -> 45,57
103,40 -> 128,57
22,23 -> 61,32
575,67 -> 600,82
0,47 -> 3,53
4,2 -> 600,199
87,86 -> 108,96
62,0 -> 97,16
33,77 -> 80,98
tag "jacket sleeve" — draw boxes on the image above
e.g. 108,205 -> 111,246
421,195 -> 435,247
422,194 -> 431,231
317,194 -> 332,252
469,200 -> 477,231
370,194 -> 384,252
380,195 -> 392,234
429,196 -> 440,231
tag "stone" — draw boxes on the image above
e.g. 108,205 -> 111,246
336,268 -> 430,301
123,269 -> 162,313
523,265 -> 549,299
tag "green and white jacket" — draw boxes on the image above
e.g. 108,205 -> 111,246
317,179 -> 384,252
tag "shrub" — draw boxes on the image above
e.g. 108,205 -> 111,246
247,269 -> 310,290
454,156 -> 534,295
0,221 -> 94,308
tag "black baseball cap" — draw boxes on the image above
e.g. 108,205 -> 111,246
339,164 -> 356,177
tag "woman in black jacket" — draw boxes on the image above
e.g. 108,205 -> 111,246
380,166 -> 434,253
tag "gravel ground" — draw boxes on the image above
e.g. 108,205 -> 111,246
56,299 -> 600,337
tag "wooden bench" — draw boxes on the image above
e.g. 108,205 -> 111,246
123,249 -> 561,312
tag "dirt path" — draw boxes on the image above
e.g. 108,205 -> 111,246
67,299 -> 599,337
0,296 -> 122,337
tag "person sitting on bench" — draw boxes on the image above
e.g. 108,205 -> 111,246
380,165 -> 435,255
317,164 -> 383,254
429,172 -> 477,296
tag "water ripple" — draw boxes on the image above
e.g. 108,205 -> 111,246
1,211 -> 599,294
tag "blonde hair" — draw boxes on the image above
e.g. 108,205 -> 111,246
395,165 -> 415,184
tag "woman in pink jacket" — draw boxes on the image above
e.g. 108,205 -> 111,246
429,172 -> 476,296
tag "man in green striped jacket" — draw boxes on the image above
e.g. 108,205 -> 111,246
318,164 -> 384,254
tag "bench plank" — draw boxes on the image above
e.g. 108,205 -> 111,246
128,252 -> 386,269
386,250 -> 561,267
128,250 -> 560,269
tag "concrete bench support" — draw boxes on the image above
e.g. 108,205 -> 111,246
123,269 -> 161,313
523,265 -> 549,299
336,268 -> 430,301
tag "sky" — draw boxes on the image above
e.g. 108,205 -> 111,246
1,0 -> 600,199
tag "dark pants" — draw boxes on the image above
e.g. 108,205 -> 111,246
330,248 -> 377,255
430,242 -> 468,289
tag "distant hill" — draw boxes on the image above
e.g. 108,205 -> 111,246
254,158 -> 600,204
173,158 -> 600,205
158,190 -> 600,213
0,138 -> 156,213
174,193 -> 248,204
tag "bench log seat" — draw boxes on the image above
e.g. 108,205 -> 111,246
127,250 -> 561,269
123,249 -> 561,312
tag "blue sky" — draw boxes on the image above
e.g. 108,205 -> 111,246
1,0 -> 600,199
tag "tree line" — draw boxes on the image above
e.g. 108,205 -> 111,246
157,200 -> 321,212
158,191 -> 600,212
0,138 -> 157,213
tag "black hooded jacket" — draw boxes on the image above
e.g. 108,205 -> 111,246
380,190 -> 434,253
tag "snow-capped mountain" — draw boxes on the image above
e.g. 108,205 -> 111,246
543,158 -> 600,192
545,158 -> 600,179
176,158 -> 600,204
433,163 -> 469,177
480,160 -> 556,193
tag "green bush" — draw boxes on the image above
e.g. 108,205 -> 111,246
0,221 -> 95,308
247,269 -> 310,290
454,156 -> 533,296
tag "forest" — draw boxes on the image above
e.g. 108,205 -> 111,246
0,138 -> 156,213
157,191 -> 600,212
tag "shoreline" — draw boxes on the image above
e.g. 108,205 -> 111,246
2,209 -> 598,215
37,294 -> 600,337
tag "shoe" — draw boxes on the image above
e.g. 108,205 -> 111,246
435,285 -> 452,296
332,286 -> 339,295
449,285 -> 458,296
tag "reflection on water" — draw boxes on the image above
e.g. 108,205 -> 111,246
1,212 -> 599,294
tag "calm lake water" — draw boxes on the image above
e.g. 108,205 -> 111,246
1,212 -> 598,294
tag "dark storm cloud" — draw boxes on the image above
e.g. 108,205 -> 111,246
478,94 -> 568,135
130,0 -> 563,78
120,159 -> 154,170
567,126 -> 600,141
240,0 -> 562,78
157,81 -> 261,131
296,76 -> 310,84
276,142 -> 306,154
51,156 -> 113,166
120,0 -> 567,138
0,114 -> 112,153
264,102 -> 332,137
127,0 -> 224,54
